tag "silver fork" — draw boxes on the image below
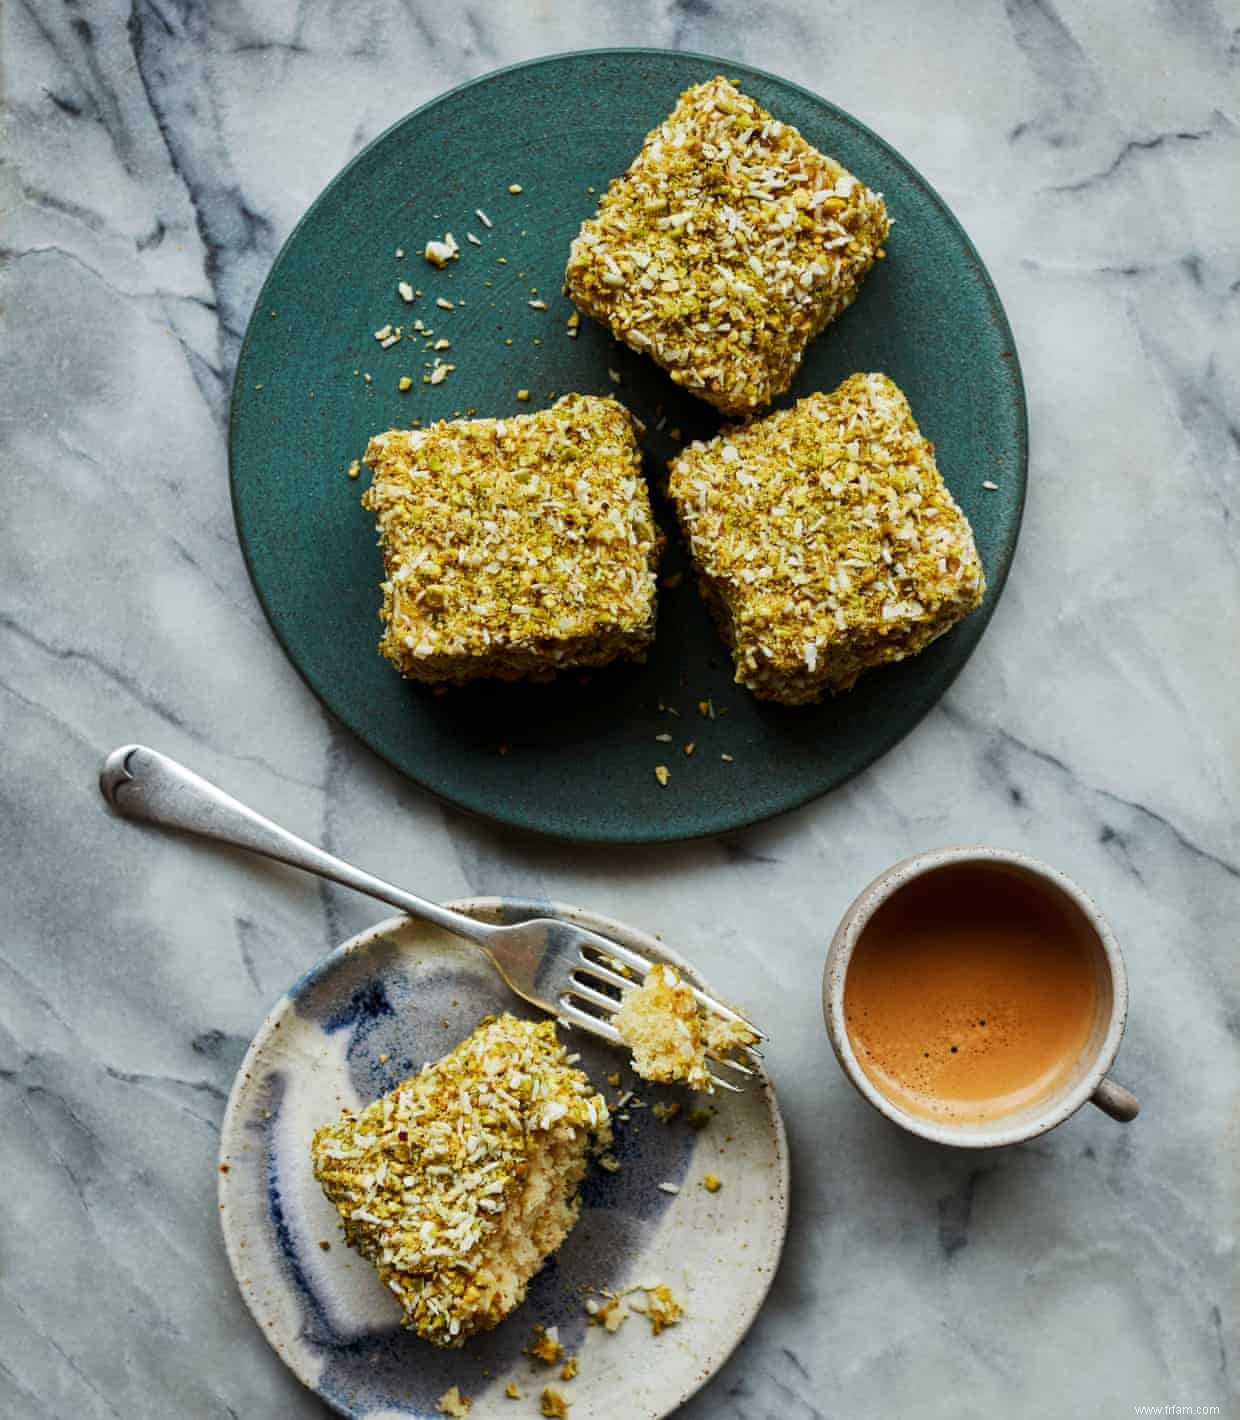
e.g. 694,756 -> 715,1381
99,745 -> 764,1091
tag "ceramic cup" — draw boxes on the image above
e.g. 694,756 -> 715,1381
822,847 -> 1139,1148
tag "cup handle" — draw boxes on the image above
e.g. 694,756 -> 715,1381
1091,1077 -> 1140,1122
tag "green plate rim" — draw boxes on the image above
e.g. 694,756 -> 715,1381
228,47 -> 1028,845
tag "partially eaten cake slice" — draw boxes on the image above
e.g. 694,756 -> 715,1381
311,1014 -> 610,1347
612,964 -> 757,1092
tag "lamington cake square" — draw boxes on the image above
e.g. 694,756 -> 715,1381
311,1014 -> 611,1347
667,372 -> 986,704
361,395 -> 660,684
565,76 -> 890,416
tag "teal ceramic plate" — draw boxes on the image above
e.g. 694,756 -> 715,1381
230,49 -> 1026,844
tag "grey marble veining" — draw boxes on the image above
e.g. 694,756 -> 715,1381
2,1 -> 1238,1416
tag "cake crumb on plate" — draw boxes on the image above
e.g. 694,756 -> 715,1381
528,1324 -> 564,1365
540,1387 -> 570,1417
436,1385 -> 471,1417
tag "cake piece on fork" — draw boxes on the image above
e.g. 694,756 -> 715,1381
613,963 -> 758,1092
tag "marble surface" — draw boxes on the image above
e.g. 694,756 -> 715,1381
2,2 -> 1238,1417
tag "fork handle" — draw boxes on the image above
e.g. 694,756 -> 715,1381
99,745 -> 496,949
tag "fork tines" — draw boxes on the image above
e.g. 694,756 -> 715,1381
559,932 -> 766,1093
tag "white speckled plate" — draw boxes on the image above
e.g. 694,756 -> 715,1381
219,901 -> 789,1419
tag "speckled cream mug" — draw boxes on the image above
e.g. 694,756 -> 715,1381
823,848 -> 1139,1148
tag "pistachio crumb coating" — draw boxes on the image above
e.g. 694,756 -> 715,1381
612,964 -> 756,1092
565,77 -> 890,416
311,1014 -> 611,1347
361,396 -> 660,685
668,373 -> 986,704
